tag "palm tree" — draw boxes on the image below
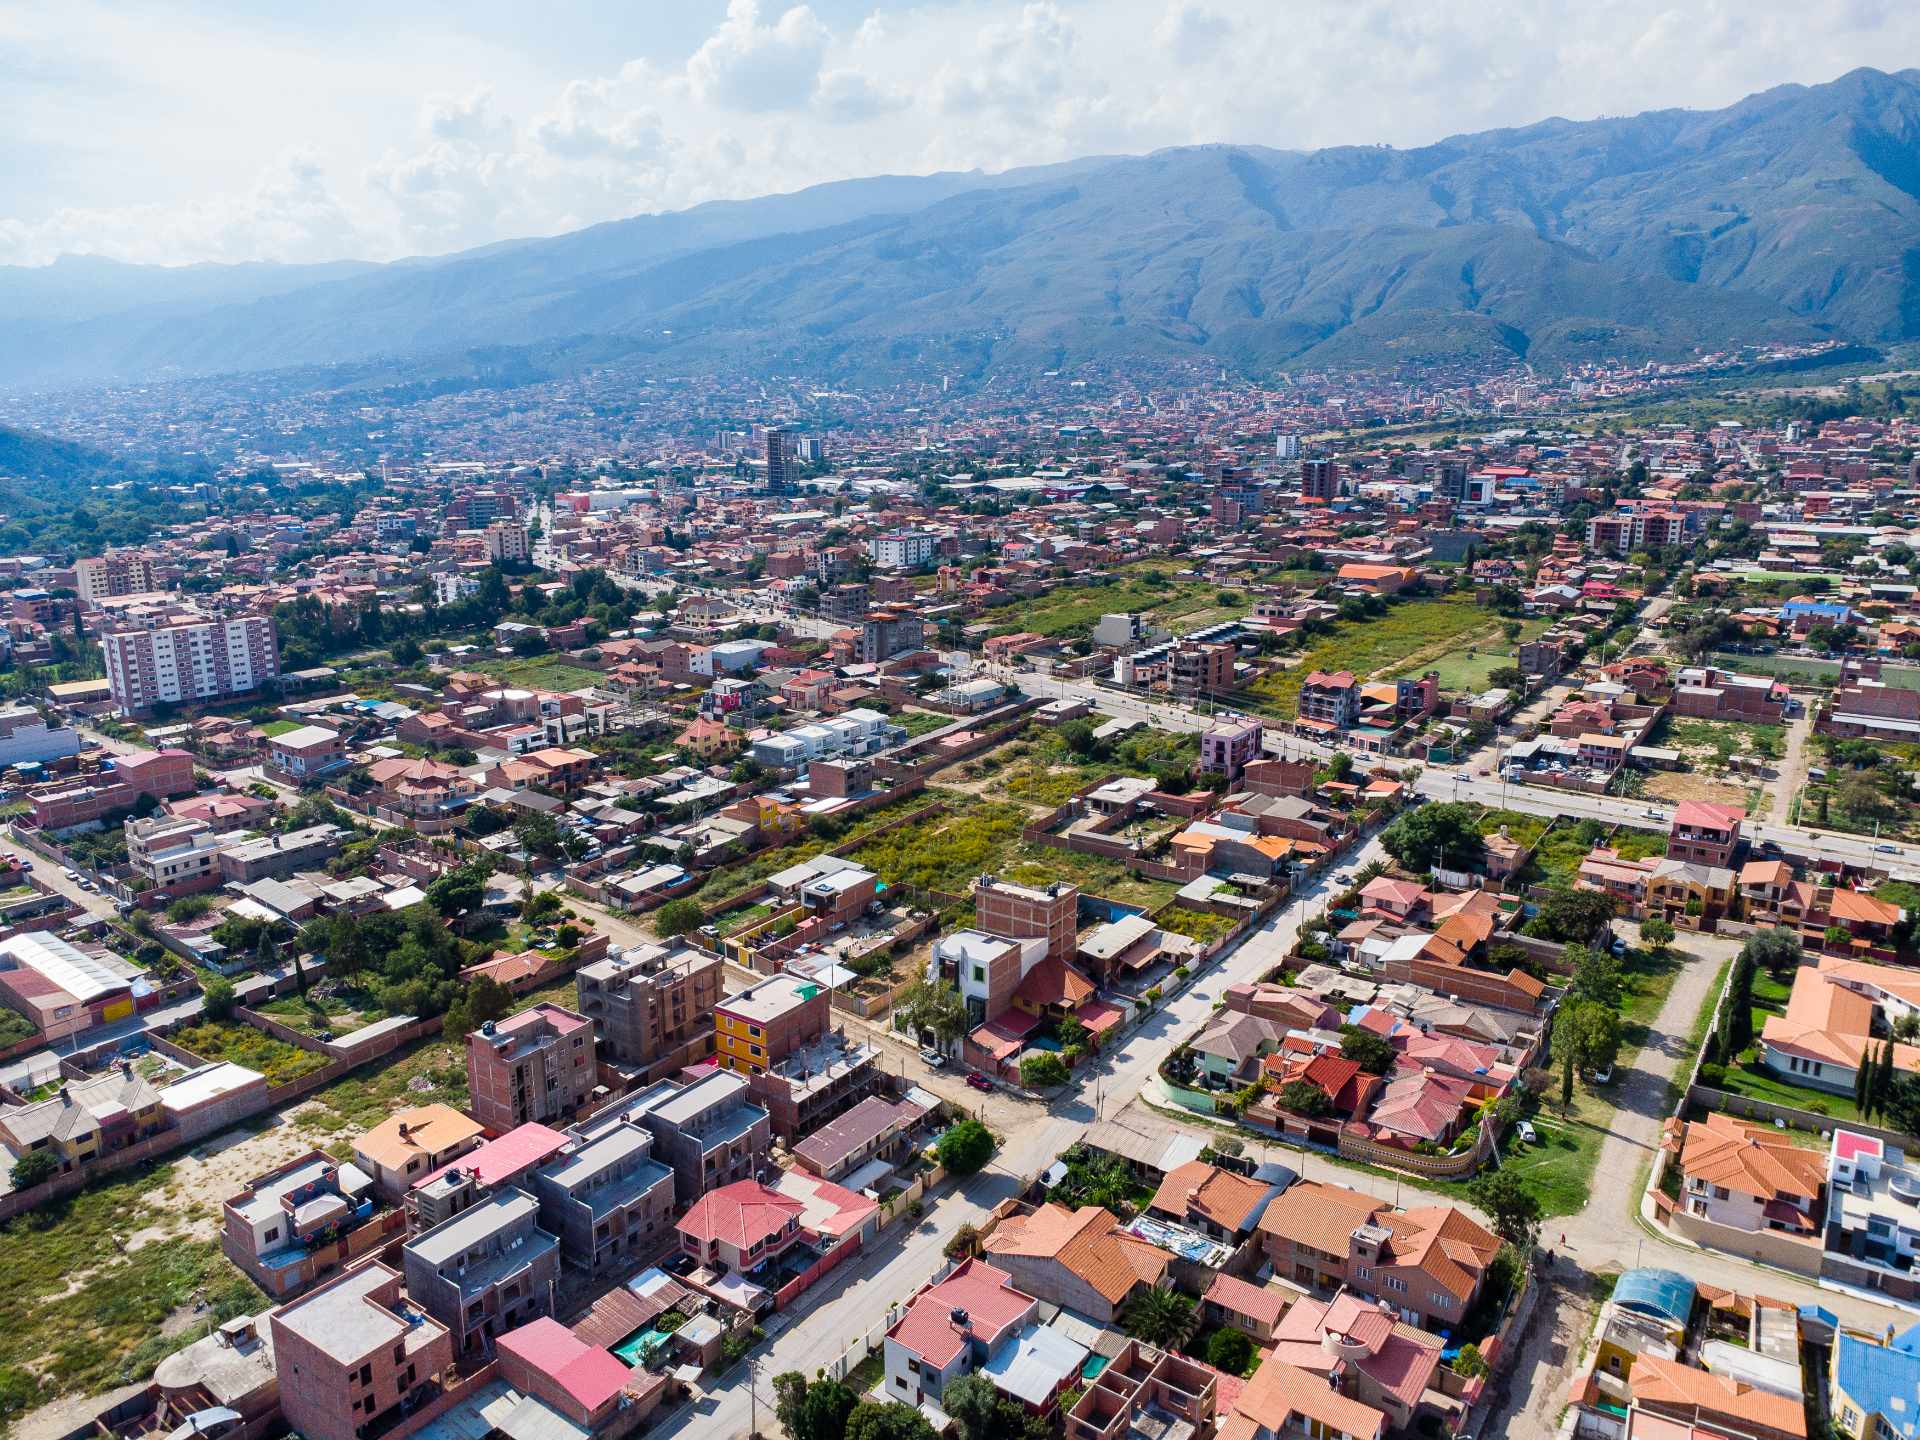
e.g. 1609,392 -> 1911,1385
1122,1286 -> 1196,1348
1355,859 -> 1391,884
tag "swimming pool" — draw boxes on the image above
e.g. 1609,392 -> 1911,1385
613,1330 -> 672,1366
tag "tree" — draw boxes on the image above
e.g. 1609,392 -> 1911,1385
9,1148 -> 59,1190
514,811 -> 564,858
1743,927 -> 1803,981
1565,945 -> 1623,1009
845,1402 -> 938,1440
897,979 -> 969,1049
1019,1051 -> 1070,1089
943,1374 -> 1050,1440
1469,1168 -> 1543,1250
937,1118 -> 995,1175
1278,1079 -> 1333,1117
1641,917 -> 1675,951
426,858 -> 491,919
1380,803 -> 1486,873
653,898 -> 705,937
1530,887 -> 1616,945
1122,1285 -> 1197,1347
202,975 -> 237,1020
1556,1000 -> 1622,1077
1454,1343 -> 1491,1380
1204,1326 -> 1255,1374
443,976 -> 515,1039
1340,1024 -> 1397,1076
1327,752 -> 1355,783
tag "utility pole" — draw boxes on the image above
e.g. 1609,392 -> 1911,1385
748,1356 -> 762,1440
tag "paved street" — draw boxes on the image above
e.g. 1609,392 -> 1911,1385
655,832 -> 1386,1439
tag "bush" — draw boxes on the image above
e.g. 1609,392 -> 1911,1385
9,1148 -> 59,1190
1020,1052 -> 1071,1088
1204,1326 -> 1254,1374
936,1118 -> 995,1175
653,897 -> 705,937
201,976 -> 237,1020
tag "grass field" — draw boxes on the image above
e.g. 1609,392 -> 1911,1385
1241,597 -> 1502,718
258,719 -> 304,738
491,656 -> 607,692
0,1161 -> 263,1433
984,562 -> 1229,640
1395,616 -> 1552,693
1502,1086 -> 1614,1218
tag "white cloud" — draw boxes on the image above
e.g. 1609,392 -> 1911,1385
6,0 -> 1920,266
683,0 -> 829,112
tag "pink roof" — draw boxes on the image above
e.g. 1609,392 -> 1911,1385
1835,1131 -> 1884,1163
497,1317 -> 630,1410
677,1179 -> 805,1249
413,1123 -> 569,1191
889,1261 -> 1036,1367
1672,800 -> 1743,829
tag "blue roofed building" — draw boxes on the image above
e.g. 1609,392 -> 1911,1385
1831,1328 -> 1920,1440
1611,1268 -> 1697,1335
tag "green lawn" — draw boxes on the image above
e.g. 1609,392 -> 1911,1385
1715,1055 -> 1864,1123
1156,907 -> 1239,945
892,709 -> 952,738
1609,829 -> 1668,862
1005,845 -> 1177,909
1241,597 -> 1504,719
1501,1086 -> 1615,1218
258,719 -> 304,738
1473,808 -> 1550,848
491,657 -> 606,692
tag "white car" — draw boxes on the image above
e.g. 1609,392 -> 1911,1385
1515,1121 -> 1538,1145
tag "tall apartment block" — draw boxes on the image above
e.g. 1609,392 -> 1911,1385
1300,459 -> 1339,502
973,875 -> 1079,962
267,1261 -> 453,1440
765,428 -> 792,492
74,550 -> 159,608
575,944 -> 722,1084
465,1004 -> 598,1135
98,602 -> 279,715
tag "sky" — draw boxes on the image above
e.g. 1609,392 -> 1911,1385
1,0 -> 1916,269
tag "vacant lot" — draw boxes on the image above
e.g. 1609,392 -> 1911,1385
1242,597 -> 1501,718
170,1021 -> 330,1086
985,563 -> 1235,640
492,656 -> 607,692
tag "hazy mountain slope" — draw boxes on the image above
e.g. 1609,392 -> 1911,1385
4,68 -> 1919,387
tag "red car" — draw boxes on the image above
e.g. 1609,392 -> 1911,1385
965,1072 -> 995,1092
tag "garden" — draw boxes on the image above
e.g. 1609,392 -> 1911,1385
169,1019 -> 331,1085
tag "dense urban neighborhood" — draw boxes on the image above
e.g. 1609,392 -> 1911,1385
0,361 -> 1917,1440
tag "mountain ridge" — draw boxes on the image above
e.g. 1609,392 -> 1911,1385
6,67 -> 1920,388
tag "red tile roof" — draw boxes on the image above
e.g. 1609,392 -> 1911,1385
497,1317 -> 632,1411
675,1179 -> 805,1249
887,1261 -> 1036,1368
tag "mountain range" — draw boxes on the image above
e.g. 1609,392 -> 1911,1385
6,66 -> 1920,389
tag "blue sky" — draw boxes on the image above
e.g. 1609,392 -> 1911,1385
1,0 -> 1914,267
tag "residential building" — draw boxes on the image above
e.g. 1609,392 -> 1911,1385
1300,458 -> 1339,502
529,1117 -> 676,1273
0,1062 -> 165,1173
125,815 -> 227,891
575,943 -> 723,1082
1630,1354 -> 1807,1440
935,928 -> 1049,1028
1220,1353 -> 1386,1440
407,1123 -> 571,1230
401,1189 -> 561,1360
1831,1328 -> 1920,1440
266,725 -> 348,783
222,1150 -> 386,1298
1297,670 -> 1360,731
790,1094 -> 925,1183
1267,1289 -> 1444,1432
483,521 -> 530,563
1257,1180 -> 1500,1331
1146,1160 -> 1277,1244
615,1071 -> 772,1207
883,1260 -> 1045,1411
981,1203 -> 1170,1324
1673,1112 -> 1825,1239
217,824 -> 349,884
870,531 -> 938,569
353,1104 -> 485,1199
0,704 -> 80,768
1199,717 -> 1262,780
98,603 -> 279,714
74,550 -> 159,607
0,932 -> 141,1042
267,1261 -> 453,1440
493,1318 -> 655,1437
466,1005 -> 599,1135
1823,1131 -> 1920,1300
714,972 -> 831,1076
1668,800 -> 1744,868
974,874 -> 1079,962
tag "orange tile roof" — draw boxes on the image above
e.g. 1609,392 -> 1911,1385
1630,1355 -> 1806,1438
982,1203 -> 1169,1305
1255,1179 -> 1383,1257
355,1104 -> 483,1171
1150,1161 -> 1272,1235
1230,1356 -> 1386,1440
1676,1113 -> 1826,1207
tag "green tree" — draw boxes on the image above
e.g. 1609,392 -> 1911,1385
845,1402 -> 938,1440
1204,1326 -> 1255,1374
1641,917 -> 1675,951
1380,803 -> 1486,873
514,811 -> 564,858
937,1118 -> 995,1175
9,1148 -> 59,1190
653,898 -> 705,937
1556,999 -> 1622,1077
1454,1343 -> 1491,1380
1743,927 -> 1803,981
1531,888 -> 1616,945
1122,1286 -> 1197,1347
426,858 -> 491,919
1278,1079 -> 1333,1117
1469,1168 -> 1543,1249
202,975 -> 237,1020
1019,1051 -> 1070,1089
897,979 -> 970,1049
1339,1024 -> 1398,1076
443,975 -> 515,1039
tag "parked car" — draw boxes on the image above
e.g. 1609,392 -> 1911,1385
1876,843 -> 1900,854
1515,1121 -> 1538,1145
919,1047 -> 947,1070
1588,1067 -> 1613,1085
16,860 -> 29,871
965,1071 -> 995,1093
60,867 -> 76,880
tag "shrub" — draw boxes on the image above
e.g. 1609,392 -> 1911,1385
1020,1052 -> 1071,1089
936,1118 -> 995,1175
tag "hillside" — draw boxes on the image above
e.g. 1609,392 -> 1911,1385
4,67 -> 1920,386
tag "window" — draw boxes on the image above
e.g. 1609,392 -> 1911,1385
264,1226 -> 280,1243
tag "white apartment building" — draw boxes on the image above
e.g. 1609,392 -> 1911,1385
432,573 -> 481,606
869,530 -> 937,570
482,521 -> 530,564
0,705 -> 80,769
75,551 -> 160,608
99,605 -> 280,715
